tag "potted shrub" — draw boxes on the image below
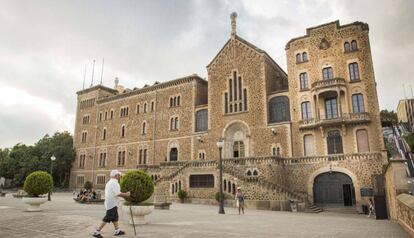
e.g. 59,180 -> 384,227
84,181 -> 93,191
22,171 -> 53,211
120,170 -> 154,225
177,190 -> 187,203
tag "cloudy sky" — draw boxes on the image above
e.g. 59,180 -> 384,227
0,0 -> 413,148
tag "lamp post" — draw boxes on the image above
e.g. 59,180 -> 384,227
216,138 -> 225,214
48,155 -> 56,201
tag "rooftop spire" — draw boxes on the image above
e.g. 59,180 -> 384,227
230,12 -> 237,38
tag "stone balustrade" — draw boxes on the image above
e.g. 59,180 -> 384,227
284,152 -> 381,165
396,193 -> 414,236
311,77 -> 346,91
299,112 -> 371,129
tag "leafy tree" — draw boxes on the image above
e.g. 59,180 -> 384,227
380,109 -> 398,127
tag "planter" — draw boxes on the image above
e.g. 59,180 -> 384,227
122,205 -> 154,225
22,197 -> 48,212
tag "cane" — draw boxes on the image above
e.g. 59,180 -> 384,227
129,204 -> 137,236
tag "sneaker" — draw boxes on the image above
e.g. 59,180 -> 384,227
92,231 -> 103,238
114,230 -> 125,236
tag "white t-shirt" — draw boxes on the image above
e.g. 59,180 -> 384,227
104,178 -> 121,210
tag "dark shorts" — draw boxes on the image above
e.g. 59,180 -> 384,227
102,206 -> 119,223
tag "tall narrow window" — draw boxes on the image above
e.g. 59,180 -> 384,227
151,101 -> 154,112
233,141 -> 245,158
143,149 -> 147,164
296,53 -> 301,63
303,134 -> 315,156
356,129 -> 369,152
351,40 -> 358,51
170,118 -> 174,130
121,125 -> 125,137
142,122 -> 147,134
349,62 -> 360,81
352,93 -> 365,113
234,71 -> 237,101
195,109 -> 208,132
243,89 -> 247,111
229,79 -> 232,102
238,77 -> 242,100
102,128 -> 107,140
139,149 -> 143,164
269,96 -> 290,123
143,103 -> 147,113
344,42 -> 350,52
299,73 -> 308,90
302,52 -> 308,61
110,110 -> 114,119
322,67 -> 334,80
170,98 -> 173,107
224,93 -> 228,113
327,130 -> 343,154
325,98 -> 338,119
177,96 -> 180,106
174,117 -> 179,130
301,101 -> 312,119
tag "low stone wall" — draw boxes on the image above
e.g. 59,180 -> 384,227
396,194 -> 414,237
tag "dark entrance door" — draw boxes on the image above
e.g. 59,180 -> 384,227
327,131 -> 343,154
343,184 -> 353,206
170,148 -> 178,161
313,172 -> 355,205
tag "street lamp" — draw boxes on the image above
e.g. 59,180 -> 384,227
48,155 -> 56,201
216,138 -> 225,214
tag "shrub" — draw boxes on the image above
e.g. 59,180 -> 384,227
84,181 -> 93,190
177,190 -> 187,202
120,170 -> 154,205
23,171 -> 53,197
215,192 -> 226,202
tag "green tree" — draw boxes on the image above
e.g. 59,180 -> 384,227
380,109 -> 398,127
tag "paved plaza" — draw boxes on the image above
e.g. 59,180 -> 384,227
0,193 -> 408,238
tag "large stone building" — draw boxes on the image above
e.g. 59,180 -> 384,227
397,98 -> 414,132
71,14 -> 386,211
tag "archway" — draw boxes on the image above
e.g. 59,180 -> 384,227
222,121 -> 250,158
313,172 -> 355,206
169,148 -> 178,161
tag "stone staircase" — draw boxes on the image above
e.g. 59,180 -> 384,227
154,161 -> 192,185
304,204 -> 323,213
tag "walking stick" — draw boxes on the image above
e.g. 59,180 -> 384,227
129,204 -> 137,236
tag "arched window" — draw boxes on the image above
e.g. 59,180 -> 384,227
302,52 -> 308,61
195,109 -> 208,132
233,141 -> 245,158
344,42 -> 350,52
352,93 -> 365,113
234,71 -> 238,101
243,89 -> 248,111
175,182 -> 178,192
301,101 -> 312,119
102,128 -> 107,140
136,104 -> 140,114
247,170 -> 252,176
356,129 -> 370,152
170,147 -> 178,161
304,134 -> 315,156
177,96 -> 180,106
174,117 -> 179,130
228,181 -> 231,193
143,103 -> 147,113
299,73 -> 308,90
253,170 -> 258,176
142,122 -> 147,134
224,93 -> 228,113
151,101 -> 154,112
351,40 -> 358,51
349,62 -> 360,81
172,184 -> 175,194
170,98 -> 173,107
173,97 -> 177,107
143,149 -> 147,164
121,125 -> 125,137
232,184 -> 236,195
268,96 -> 291,123
223,179 -> 227,191
272,147 -> 276,156
327,131 -> 343,154
296,53 -> 302,63
170,118 -> 174,130
229,78 -> 232,102
276,147 -> 280,156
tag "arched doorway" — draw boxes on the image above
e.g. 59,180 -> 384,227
223,121 -> 250,158
313,172 -> 355,206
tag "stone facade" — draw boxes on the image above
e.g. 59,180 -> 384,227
70,18 -> 385,211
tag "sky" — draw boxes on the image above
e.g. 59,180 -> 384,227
0,0 -> 413,148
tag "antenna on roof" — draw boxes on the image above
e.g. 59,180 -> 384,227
82,64 -> 87,90
90,59 -> 95,87
100,58 -> 104,85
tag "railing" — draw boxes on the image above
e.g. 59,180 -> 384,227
299,112 -> 371,129
284,152 -> 382,165
311,77 -> 346,91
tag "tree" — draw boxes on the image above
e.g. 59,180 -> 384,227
380,109 -> 398,127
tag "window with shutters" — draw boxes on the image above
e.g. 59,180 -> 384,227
303,134 -> 315,156
356,129 -> 370,152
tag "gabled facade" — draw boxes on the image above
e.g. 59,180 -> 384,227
71,15 -> 385,212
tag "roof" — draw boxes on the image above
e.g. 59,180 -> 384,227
76,85 -> 118,95
285,20 -> 369,50
207,35 -> 287,77
97,74 -> 207,104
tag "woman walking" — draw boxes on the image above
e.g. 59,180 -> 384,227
235,187 -> 245,215
367,198 -> 375,218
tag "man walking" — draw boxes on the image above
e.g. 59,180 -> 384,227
93,170 -> 130,238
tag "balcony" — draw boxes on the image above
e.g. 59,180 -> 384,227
299,112 -> 371,130
311,77 -> 346,93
